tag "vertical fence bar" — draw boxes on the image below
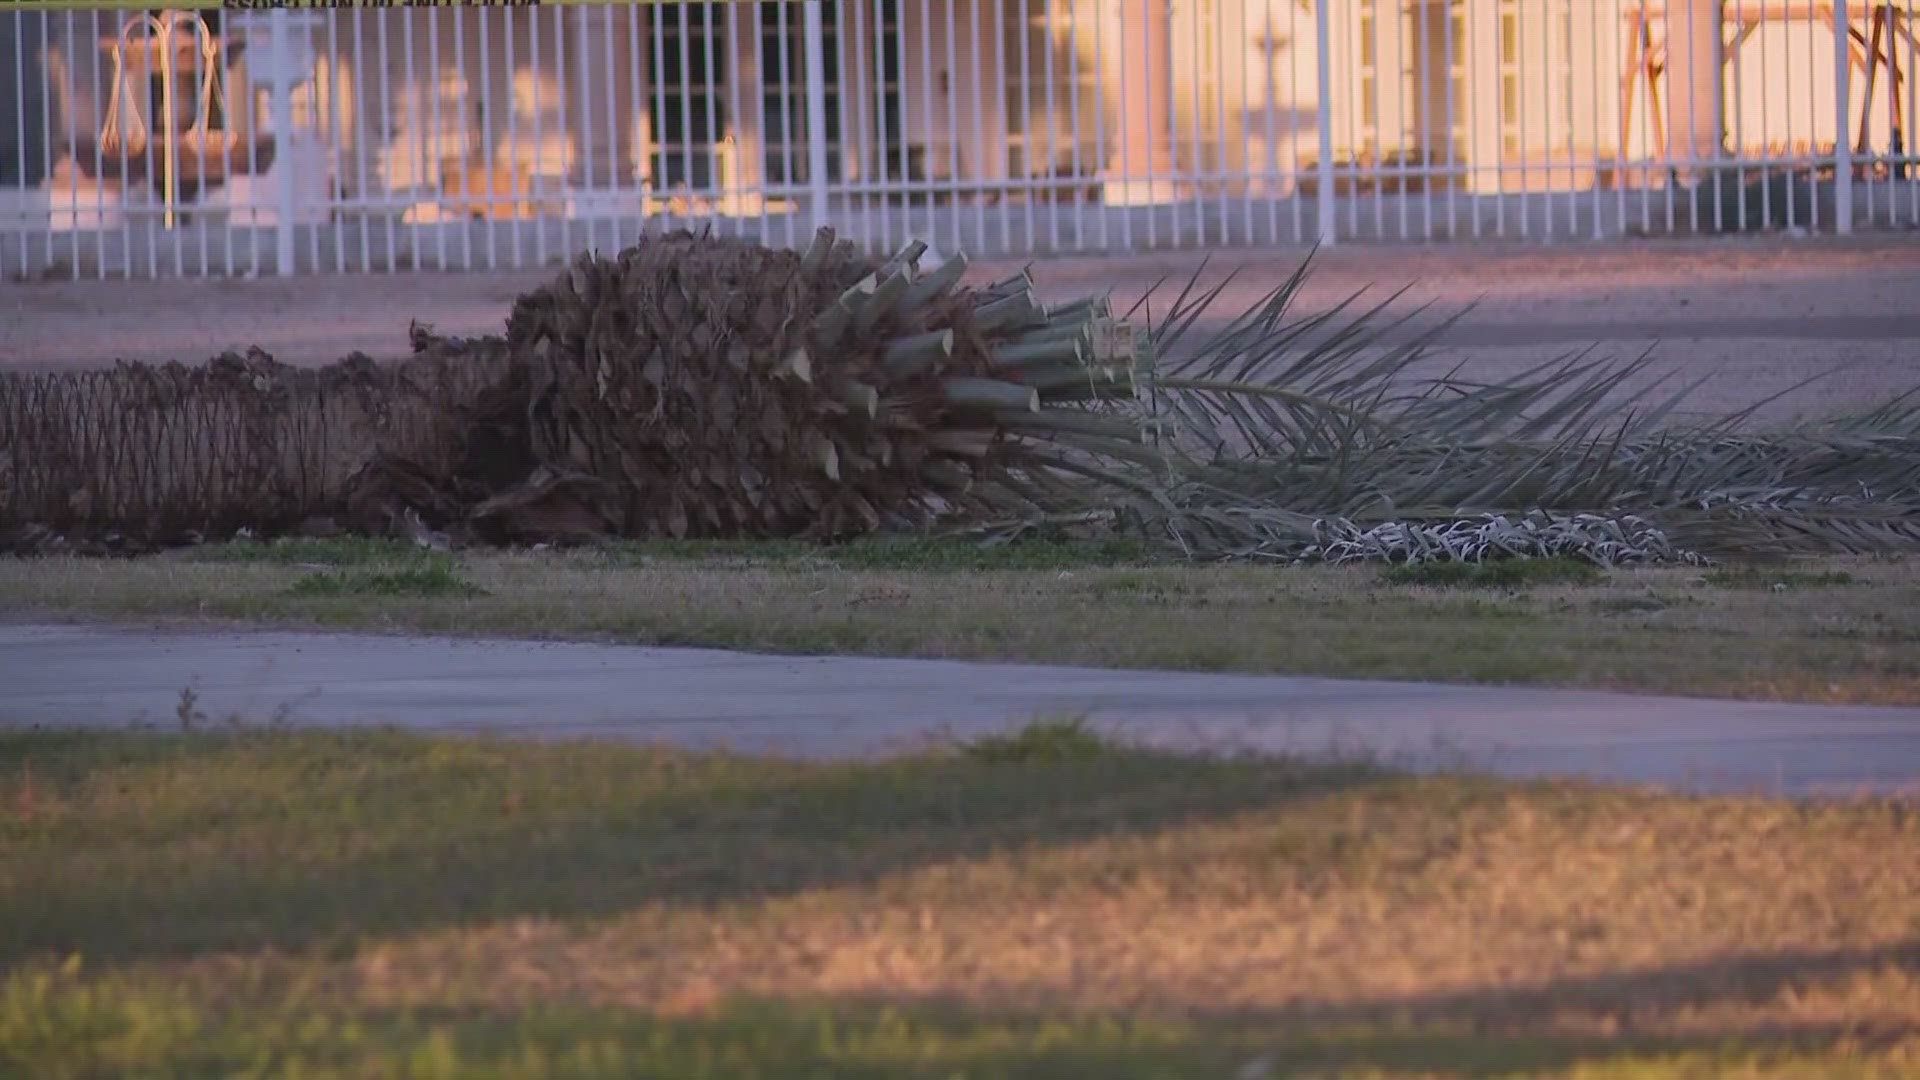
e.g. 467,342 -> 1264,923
530,8 -> 549,264
1213,0 -> 1230,244
430,9 -> 449,269
994,0 -> 1010,252
402,9 -> 424,267
1559,1 -> 1575,238
894,0 -> 910,247
573,4 -> 593,254
1172,0 -> 1189,246
1391,0 -> 1405,241
1517,0 -> 1530,238
1730,0 -> 1747,232
555,2 -> 573,258
270,8 -> 298,275
920,0 -> 940,249
325,11 -> 345,272
1287,0 -> 1301,242
479,7 -> 499,267
60,10 -> 89,277
874,0 -> 895,252
1587,0 -> 1601,238
1836,0 -> 1855,232
942,0 -> 962,250
191,11 -> 210,272
723,1 -> 745,239
1757,0 -> 1772,231
968,0 -> 987,251
1217,0 -> 1236,244
700,0 -> 717,239
1262,0 -> 1279,244
455,6 -> 474,268
1140,0 -> 1157,249
1171,0 -> 1187,247
1236,0 -> 1252,245
50,9 -> 73,275
773,8 -> 794,244
803,0 -> 832,233
1019,0 -> 1035,249
1908,0 -> 1917,220
844,0 -> 868,246
1444,0 -> 1458,240
1807,0 -> 1820,231
646,0 -> 665,228
1417,0 -> 1432,240
1777,0 -> 1789,230
8,12 -> 21,280
1111,0 -> 1132,250
1399,0 -> 1412,241
1861,1 -> 1877,227
675,0 -> 692,239
1042,0 -> 1061,250
350,7 -> 370,273
1313,0 -> 1334,244
507,7 -> 527,267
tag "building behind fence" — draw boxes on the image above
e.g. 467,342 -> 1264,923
2,0 -> 1917,277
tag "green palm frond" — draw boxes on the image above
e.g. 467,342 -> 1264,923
1057,254 -> 1920,563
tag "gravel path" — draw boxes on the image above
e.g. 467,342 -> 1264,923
5,622 -> 1918,797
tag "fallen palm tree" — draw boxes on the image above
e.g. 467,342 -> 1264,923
0,332 -> 509,551
2,228 -> 1917,565
414,227 -> 1158,543
0,229 -> 1157,551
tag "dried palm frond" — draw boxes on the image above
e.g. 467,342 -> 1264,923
1103,257 -> 1920,563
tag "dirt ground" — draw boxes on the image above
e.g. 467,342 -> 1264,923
5,235 -> 1917,422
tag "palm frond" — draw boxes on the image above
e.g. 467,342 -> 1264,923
1065,254 -> 1920,563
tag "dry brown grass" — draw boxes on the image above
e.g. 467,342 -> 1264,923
4,728 -> 1918,1077
343,784 -> 1920,1027
2,542 -> 1918,702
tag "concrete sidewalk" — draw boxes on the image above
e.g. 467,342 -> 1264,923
4,623 -> 1918,797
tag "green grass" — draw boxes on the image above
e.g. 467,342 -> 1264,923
4,544 -> 1920,703
3,728 -> 1917,1078
959,715 -> 1118,764
189,535 -> 1156,574
181,536 -> 441,568
596,535 -> 1158,573
285,562 -> 487,599
1703,567 -> 1862,591
1378,556 -> 1604,590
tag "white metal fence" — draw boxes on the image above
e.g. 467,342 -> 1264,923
3,0 -> 1917,278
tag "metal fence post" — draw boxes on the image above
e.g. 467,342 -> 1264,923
802,0 -> 832,235
268,8 -> 298,275
1313,0 -> 1335,246
1833,0 -> 1854,234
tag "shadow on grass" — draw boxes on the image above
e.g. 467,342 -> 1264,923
1267,938 -> 1920,1031
0,728 -> 1387,966
5,730 -> 1916,1075
8,948 -> 1914,1078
